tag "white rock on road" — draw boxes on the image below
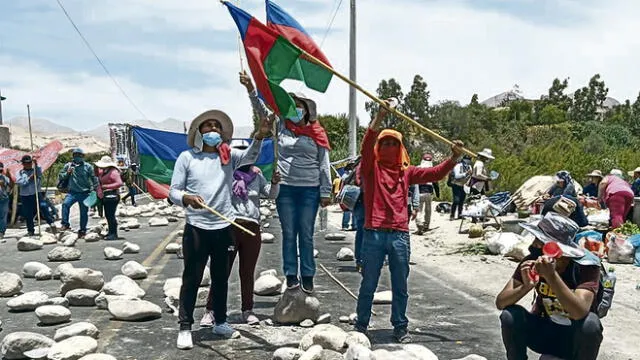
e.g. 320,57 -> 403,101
272,347 -> 304,360
261,233 -> 275,243
78,354 -> 117,360
336,247 -> 355,261
0,332 -> 55,360
453,355 -> 488,360
373,290 -> 393,305
0,272 -> 22,297
274,289 -> 320,325
83,233 -> 100,243
345,331 -> 371,349
108,299 -> 162,321
299,345 -> 322,360
48,247 -> 82,262
7,291 -> 50,311
126,219 -> 141,229
200,267 -> 211,287
61,234 -> 78,247
65,289 -> 100,307
149,217 -> 169,227
23,262 -> 51,278
47,336 -> 98,360
121,261 -> 148,279
165,243 -> 181,254
54,322 -> 100,342
344,345 -> 375,360
41,233 -> 58,245
254,274 -> 282,296
46,297 -> 70,307
102,275 -> 145,298
35,305 -> 71,325
94,294 -> 139,310
325,233 -> 346,241
17,237 -> 43,251
59,268 -> 104,295
122,242 -> 140,254
259,269 -> 277,277
35,268 -> 54,280
103,247 -> 123,260
310,326 -> 348,352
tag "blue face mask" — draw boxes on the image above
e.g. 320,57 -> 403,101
287,108 -> 305,123
202,131 -> 222,147
73,156 -> 84,164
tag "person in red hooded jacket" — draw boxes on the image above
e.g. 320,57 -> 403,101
354,99 -> 464,342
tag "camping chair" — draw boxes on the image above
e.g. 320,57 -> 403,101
458,196 -> 502,233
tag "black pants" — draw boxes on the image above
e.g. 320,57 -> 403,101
450,185 -> 466,219
179,223 -> 233,329
102,193 -> 120,236
21,195 -> 37,234
500,305 -> 602,360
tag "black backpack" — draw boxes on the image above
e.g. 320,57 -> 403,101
446,171 -> 454,187
57,163 -> 72,193
570,263 -> 615,319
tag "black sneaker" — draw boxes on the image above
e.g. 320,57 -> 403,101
301,276 -> 314,294
286,275 -> 299,289
393,328 -> 411,343
77,231 -> 86,239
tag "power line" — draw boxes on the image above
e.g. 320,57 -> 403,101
54,0 -> 148,120
319,0 -> 344,48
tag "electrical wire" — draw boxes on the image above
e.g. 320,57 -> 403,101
54,0 -> 148,120
319,0 -> 344,48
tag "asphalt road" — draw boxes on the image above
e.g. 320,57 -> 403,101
0,207 -> 508,360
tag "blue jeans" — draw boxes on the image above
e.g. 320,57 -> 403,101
356,229 -> 411,331
342,211 -> 353,229
0,199 -> 9,234
352,199 -> 365,265
61,192 -> 90,232
276,185 -> 320,278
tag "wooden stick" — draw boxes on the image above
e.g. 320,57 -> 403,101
132,183 -> 155,201
10,184 -> 18,225
319,263 -> 377,316
235,0 -> 245,72
198,202 -> 256,237
27,105 -> 42,236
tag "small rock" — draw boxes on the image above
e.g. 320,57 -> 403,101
0,272 -> 22,297
23,348 -> 51,359
23,262 -> 51,278
299,345 -> 322,360
339,316 -> 350,323
319,349 -> 343,360
45,297 -> 69,307
165,243 -> 181,254
84,233 -> 100,242
402,344 -> 439,360
35,305 -> 71,325
41,233 -> 58,245
35,268 -> 54,280
89,225 -> 103,234
313,249 -> 319,258
259,269 -> 277,277
311,327 -> 348,352
57,231 -> 74,242
336,247 -> 355,261
261,233 -> 275,243
7,291 -> 50,311
65,289 -> 100,307
121,261 -> 148,280
344,344 -> 374,360
53,263 -> 73,280
78,354 -> 117,360
47,336 -> 98,360
348,313 -> 357,325
345,331 -> 371,349
17,237 -> 44,251
254,274 -> 282,296
108,299 -> 162,321
272,347 -> 304,360
316,313 -> 331,324
59,268 -> 104,295
103,247 -> 123,260
149,217 -> 169,227
0,332 -> 55,360
260,208 -> 272,217
103,275 -> 145,298
373,290 -> 393,304
264,319 -> 274,326
126,219 -> 141,229
300,319 -> 314,328
61,234 -> 78,247
167,216 -> 178,223
325,233 -> 346,241
54,322 -> 100,341
274,289 -> 320,325
453,355 -> 488,360
263,223 -> 270,228
122,242 -> 140,254
48,247 -> 82,262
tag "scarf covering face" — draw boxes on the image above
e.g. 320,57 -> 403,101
555,170 -> 573,189
374,130 -> 410,171
194,130 -> 230,165
232,166 -> 259,200
285,120 -> 332,150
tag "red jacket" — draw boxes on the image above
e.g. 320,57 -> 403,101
361,128 -> 454,232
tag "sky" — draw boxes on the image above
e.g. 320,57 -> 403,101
2,0 -> 640,132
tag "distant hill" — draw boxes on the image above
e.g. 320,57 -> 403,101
7,116 -> 77,135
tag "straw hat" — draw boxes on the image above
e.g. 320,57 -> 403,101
477,148 -> 495,160
187,109 -> 234,148
628,167 -> 640,177
586,170 -> 603,178
95,156 -> 118,168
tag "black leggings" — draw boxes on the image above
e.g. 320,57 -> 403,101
102,194 -> 119,236
450,185 -> 466,218
179,224 -> 233,329
500,305 -> 602,360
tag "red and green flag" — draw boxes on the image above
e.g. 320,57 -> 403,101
223,1 -> 332,117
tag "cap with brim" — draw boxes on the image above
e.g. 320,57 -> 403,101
586,170 -> 603,178
628,167 -> 640,177
95,156 -> 118,168
188,109 -> 234,148
477,148 -> 495,160
71,148 -> 84,155
21,155 -> 33,164
519,212 -> 585,258
289,92 -> 317,120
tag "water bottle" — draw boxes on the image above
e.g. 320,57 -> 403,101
598,266 -> 616,318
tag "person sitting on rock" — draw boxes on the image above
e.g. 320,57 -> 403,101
200,144 -> 281,327
354,99 -> 463,343
496,212 -> 603,360
169,100 -> 272,350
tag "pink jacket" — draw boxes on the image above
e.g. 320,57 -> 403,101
97,168 -> 123,199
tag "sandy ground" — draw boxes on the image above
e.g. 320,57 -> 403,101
326,202 -> 640,360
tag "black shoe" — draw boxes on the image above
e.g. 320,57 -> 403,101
394,327 -> 411,343
105,234 -> 117,241
301,276 -> 314,294
27,232 -> 35,237
286,275 -> 299,289
77,231 -> 86,239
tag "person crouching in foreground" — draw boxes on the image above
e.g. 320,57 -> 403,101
496,212 -> 603,360
169,107 -> 272,350
354,99 -> 464,342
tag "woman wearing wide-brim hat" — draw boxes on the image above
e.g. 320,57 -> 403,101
168,95 -> 272,350
583,170 -> 603,198
469,148 -> 494,195
94,156 -> 123,240
240,73 -> 331,295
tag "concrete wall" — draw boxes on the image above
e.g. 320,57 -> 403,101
0,126 -> 10,148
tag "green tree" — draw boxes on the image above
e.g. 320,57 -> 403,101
364,78 -> 404,129
403,75 -> 430,126
570,74 -> 609,122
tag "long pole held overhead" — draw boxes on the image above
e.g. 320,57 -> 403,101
348,0 -> 357,157
27,105 -> 43,236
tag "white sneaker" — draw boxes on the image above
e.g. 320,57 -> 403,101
176,330 -> 193,350
200,310 -> 215,327
242,310 -> 259,325
213,322 -> 238,338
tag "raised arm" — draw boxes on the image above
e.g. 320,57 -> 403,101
318,147 -> 332,204
240,71 -> 270,121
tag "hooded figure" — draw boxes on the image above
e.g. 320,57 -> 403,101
548,170 -> 577,197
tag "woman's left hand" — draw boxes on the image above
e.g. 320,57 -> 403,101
256,113 -> 276,139
320,197 -> 331,208
271,170 -> 281,184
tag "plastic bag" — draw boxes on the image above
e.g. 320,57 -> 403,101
606,232 -> 635,264
83,191 -> 98,208
485,232 -> 524,256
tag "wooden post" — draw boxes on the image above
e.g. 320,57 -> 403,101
10,184 -> 18,225
27,105 -> 42,236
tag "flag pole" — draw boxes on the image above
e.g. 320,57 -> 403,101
299,50 -> 476,158
235,0 -> 245,72
27,105 -> 42,236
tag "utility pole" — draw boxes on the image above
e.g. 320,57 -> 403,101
0,89 -> 5,125
348,0 -> 357,157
